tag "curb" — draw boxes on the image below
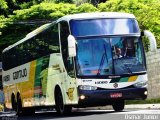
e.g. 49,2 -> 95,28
75,104 -> 160,111
125,104 -> 160,109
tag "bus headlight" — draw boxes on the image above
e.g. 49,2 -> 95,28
80,95 -> 86,100
79,85 -> 97,90
144,91 -> 148,95
133,81 -> 147,88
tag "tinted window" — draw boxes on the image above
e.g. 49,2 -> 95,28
2,23 -> 60,70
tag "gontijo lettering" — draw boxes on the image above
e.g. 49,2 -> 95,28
3,75 -> 10,82
13,68 -> 27,80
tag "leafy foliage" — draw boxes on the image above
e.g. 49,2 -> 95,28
0,0 -> 8,16
76,3 -> 98,12
54,0 -> 74,3
0,0 -> 8,10
11,3 -> 75,20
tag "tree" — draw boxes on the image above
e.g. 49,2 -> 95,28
0,0 -> 8,16
54,0 -> 74,3
91,0 -> 107,6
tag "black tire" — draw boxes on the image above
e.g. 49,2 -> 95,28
16,95 -> 35,116
55,88 -> 72,115
11,95 -> 17,111
16,95 -> 23,116
112,100 -> 125,112
22,107 -> 35,115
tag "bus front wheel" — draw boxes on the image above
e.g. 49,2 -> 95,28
112,100 -> 125,112
55,88 -> 72,115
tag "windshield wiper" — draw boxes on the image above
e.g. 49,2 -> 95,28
114,57 -> 133,74
76,58 -> 83,75
124,63 -> 133,74
97,44 -> 108,75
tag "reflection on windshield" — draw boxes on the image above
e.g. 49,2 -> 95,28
76,38 -> 113,76
76,37 -> 146,76
70,19 -> 139,37
111,37 -> 145,75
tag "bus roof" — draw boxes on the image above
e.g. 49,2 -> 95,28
56,12 -> 136,23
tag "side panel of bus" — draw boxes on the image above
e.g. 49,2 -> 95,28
3,53 -> 78,109
3,62 -> 34,108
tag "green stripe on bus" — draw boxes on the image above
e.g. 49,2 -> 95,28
119,77 -> 129,82
34,58 -> 43,97
110,77 -> 129,83
34,56 -> 50,98
110,78 -> 120,83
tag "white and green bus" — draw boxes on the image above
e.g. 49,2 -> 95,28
2,12 -> 156,115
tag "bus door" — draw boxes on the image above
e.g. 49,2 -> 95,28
59,21 -> 78,104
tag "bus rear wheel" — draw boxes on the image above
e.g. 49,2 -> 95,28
112,100 -> 125,112
55,89 -> 72,115
11,95 -> 17,111
16,95 -> 23,116
16,95 -> 35,116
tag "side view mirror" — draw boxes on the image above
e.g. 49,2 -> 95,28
68,35 -> 77,57
143,30 -> 157,52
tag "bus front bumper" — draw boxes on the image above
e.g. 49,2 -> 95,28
78,87 -> 147,107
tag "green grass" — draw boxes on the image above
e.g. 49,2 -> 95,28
126,98 -> 160,105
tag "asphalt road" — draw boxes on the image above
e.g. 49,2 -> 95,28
0,109 -> 160,120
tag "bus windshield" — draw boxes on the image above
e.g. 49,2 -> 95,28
75,36 -> 146,77
70,18 -> 139,36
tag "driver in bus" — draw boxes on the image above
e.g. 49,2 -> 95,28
114,47 -> 123,59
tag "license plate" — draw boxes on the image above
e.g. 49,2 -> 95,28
110,93 -> 122,98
